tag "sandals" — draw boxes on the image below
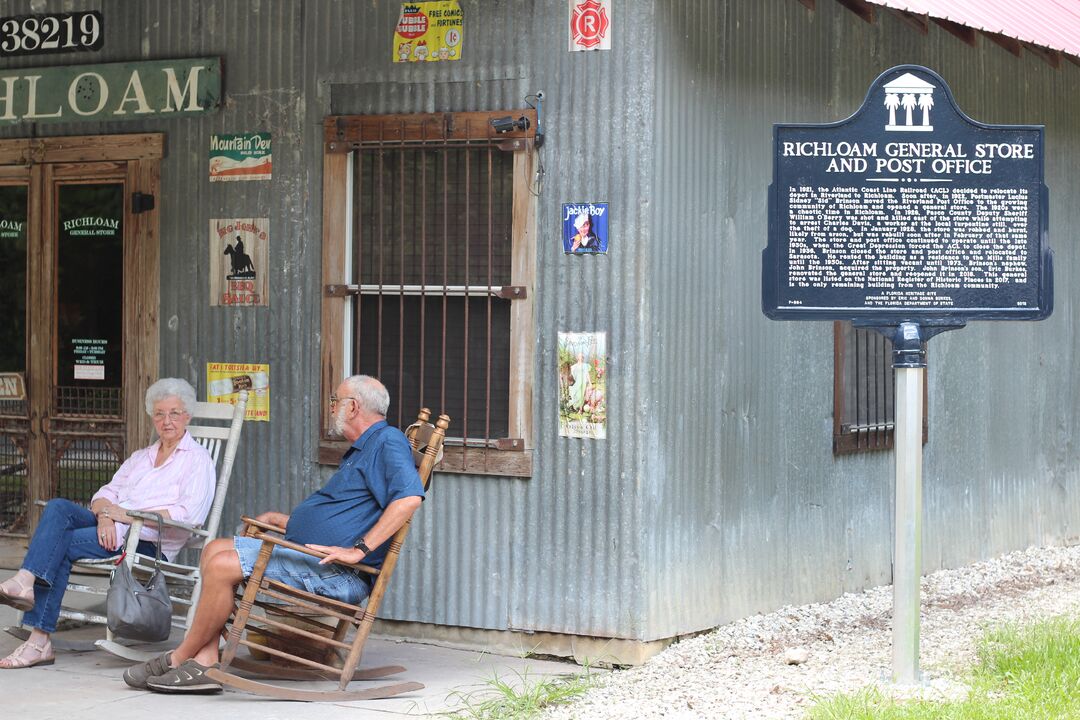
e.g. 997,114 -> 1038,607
0,574 -> 35,612
145,658 -> 222,694
0,637 -> 54,669
123,650 -> 173,689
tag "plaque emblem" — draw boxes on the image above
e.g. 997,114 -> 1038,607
883,72 -> 935,132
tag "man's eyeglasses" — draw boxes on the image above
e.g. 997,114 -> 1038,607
152,410 -> 187,423
329,395 -> 358,408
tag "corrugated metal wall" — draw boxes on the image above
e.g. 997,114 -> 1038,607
330,0 -> 659,638
4,0 -> 1079,645
646,0 -> 1080,640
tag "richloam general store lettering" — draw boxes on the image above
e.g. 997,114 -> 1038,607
782,140 -> 1035,174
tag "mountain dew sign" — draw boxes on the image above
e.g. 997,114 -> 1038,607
0,57 -> 220,124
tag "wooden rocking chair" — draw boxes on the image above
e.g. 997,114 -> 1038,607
205,408 -> 449,701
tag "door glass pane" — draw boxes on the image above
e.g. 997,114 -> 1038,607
55,183 -> 124,416
0,184 -> 27,533
0,185 -> 27,374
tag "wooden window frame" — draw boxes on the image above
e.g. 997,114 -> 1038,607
318,112 -> 537,477
833,321 -> 928,455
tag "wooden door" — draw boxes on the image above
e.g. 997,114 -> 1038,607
0,136 -> 161,535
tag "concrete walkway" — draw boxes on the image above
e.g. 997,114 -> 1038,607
0,604 -> 580,718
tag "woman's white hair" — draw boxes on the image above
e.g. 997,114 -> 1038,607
144,378 -> 197,416
342,375 -> 390,416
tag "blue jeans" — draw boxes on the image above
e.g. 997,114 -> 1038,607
20,498 -> 158,633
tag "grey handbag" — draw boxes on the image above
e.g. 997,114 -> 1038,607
106,512 -> 173,642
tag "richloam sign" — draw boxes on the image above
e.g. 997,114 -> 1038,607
0,57 -> 220,124
762,65 -> 1052,323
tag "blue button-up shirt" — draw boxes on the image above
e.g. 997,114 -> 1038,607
285,420 -> 424,570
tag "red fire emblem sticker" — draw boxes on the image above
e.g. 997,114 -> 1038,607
569,0 -> 611,51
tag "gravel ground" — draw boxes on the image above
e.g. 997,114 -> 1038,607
543,544 -> 1080,719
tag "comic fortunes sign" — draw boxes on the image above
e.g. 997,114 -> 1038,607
762,65 -> 1052,322
393,2 -> 462,62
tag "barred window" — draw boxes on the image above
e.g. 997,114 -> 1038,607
320,112 -> 536,476
833,321 -> 927,455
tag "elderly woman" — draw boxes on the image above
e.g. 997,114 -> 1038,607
0,378 -> 216,669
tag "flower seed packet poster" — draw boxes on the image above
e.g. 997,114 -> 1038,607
558,331 -> 607,439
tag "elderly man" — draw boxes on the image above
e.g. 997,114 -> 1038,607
124,375 -> 424,693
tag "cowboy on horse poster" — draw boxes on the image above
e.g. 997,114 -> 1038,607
209,217 -> 270,307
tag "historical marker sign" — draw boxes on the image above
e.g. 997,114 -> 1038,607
762,65 -> 1052,322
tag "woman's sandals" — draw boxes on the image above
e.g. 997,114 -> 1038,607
0,637 -> 54,669
0,574 -> 34,612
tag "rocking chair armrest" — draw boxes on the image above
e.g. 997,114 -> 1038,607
248,529 -> 381,576
126,509 -> 208,536
240,515 -> 287,535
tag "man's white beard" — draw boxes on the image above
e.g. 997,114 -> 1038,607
332,404 -> 349,437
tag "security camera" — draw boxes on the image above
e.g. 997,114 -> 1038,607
490,115 -> 530,133
535,91 -> 545,101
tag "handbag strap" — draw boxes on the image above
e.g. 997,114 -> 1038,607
137,511 -> 166,569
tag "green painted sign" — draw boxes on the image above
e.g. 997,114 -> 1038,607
0,56 -> 220,124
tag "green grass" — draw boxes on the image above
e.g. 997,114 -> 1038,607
442,668 -> 597,720
808,617 -> 1080,719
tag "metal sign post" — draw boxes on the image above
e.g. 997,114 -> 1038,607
863,320 -> 960,684
891,322 -> 925,684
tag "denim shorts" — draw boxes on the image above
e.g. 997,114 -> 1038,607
233,536 -> 371,605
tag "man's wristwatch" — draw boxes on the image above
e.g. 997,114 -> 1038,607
354,538 -> 372,555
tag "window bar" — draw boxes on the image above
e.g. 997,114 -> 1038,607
876,331 -> 886,449
397,144 -> 406,427
345,283 -> 516,296
419,145 -> 427,412
869,329 -> 878,449
376,143 -> 386,380
440,148 -> 448,421
867,329 -> 876,449
352,150 -> 364,432
484,146 -> 493,447
864,330 -> 872,446
463,132 -> 472,464
862,329 -> 872,449
886,336 -> 894,443
852,326 -> 862,449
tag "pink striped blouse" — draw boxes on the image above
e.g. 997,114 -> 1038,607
91,431 -> 216,559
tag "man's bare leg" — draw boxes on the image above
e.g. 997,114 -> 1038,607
169,538 -> 244,667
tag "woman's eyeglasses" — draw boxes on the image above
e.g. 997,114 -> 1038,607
152,410 -> 187,422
